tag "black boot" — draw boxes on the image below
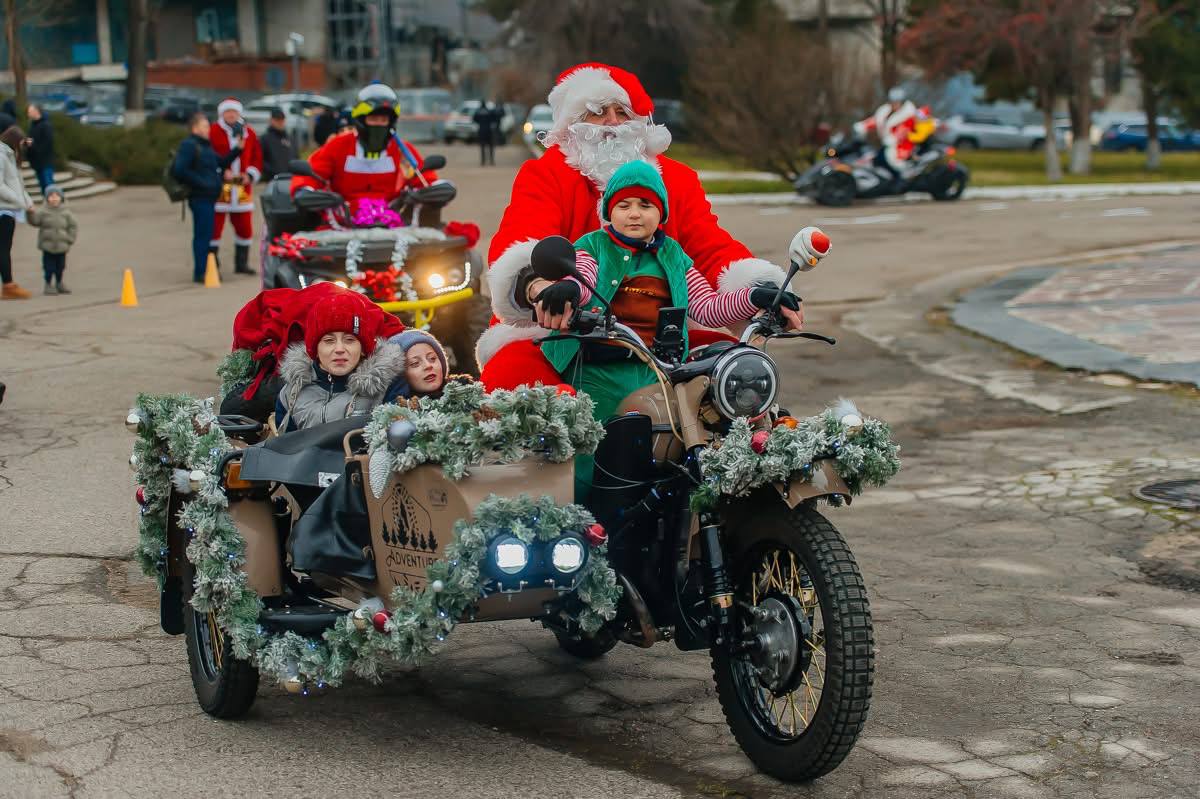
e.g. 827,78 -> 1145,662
234,244 -> 256,275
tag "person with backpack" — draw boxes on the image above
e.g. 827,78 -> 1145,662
171,113 -> 241,283
26,104 -> 56,196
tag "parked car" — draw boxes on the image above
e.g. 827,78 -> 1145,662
79,98 -> 126,127
443,100 -> 516,143
652,98 -> 689,140
934,111 -> 1038,150
394,88 -> 454,143
1100,122 -> 1200,152
522,103 -> 554,150
32,94 -> 88,120
242,99 -> 311,147
1021,118 -> 1071,151
154,96 -> 203,124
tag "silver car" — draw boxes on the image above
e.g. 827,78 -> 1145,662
935,111 -> 1038,150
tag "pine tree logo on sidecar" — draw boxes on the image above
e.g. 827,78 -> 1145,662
380,482 -> 440,590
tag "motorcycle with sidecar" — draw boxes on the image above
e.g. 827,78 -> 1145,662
794,132 -> 969,206
137,227 -> 890,783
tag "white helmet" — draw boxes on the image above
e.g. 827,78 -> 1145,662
887,87 -> 906,103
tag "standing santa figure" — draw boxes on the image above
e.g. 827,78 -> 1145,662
479,62 -> 802,392
210,97 -> 264,275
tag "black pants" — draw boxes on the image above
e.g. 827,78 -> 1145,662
0,215 -> 14,283
42,252 -> 66,283
479,137 -> 495,165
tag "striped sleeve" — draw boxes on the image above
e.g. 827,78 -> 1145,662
566,249 -> 597,305
684,267 -> 758,328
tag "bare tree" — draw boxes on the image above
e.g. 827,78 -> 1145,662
865,0 -> 907,93
4,0 -> 26,113
688,11 -> 874,178
124,0 -> 150,127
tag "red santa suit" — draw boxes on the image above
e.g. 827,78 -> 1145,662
289,130 -> 438,214
209,98 -> 264,250
854,100 -> 919,170
479,63 -> 785,391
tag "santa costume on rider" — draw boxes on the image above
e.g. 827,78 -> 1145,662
853,88 -> 920,175
479,62 -> 790,391
210,97 -> 264,274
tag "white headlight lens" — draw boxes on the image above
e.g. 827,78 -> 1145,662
428,273 -> 446,289
551,537 -> 585,574
712,349 -> 778,419
494,537 -> 529,574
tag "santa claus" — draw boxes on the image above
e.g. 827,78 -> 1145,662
210,97 -> 264,275
479,62 -> 798,391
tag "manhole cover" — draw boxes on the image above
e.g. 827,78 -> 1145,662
1133,479 -> 1200,510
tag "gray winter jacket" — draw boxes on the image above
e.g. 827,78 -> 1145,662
275,340 -> 404,432
0,143 -> 31,213
27,203 -> 78,254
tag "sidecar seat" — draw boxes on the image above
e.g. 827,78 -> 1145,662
238,416 -> 365,491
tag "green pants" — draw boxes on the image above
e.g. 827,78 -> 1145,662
565,359 -> 659,501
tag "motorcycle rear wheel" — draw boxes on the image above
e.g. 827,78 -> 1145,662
931,170 -> 968,201
711,501 -> 873,782
182,559 -> 259,718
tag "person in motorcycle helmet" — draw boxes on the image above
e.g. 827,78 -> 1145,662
853,87 -> 918,183
290,83 -> 440,216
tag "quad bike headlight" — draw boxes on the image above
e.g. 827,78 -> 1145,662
550,536 -> 586,574
491,535 -> 529,575
711,348 -> 779,420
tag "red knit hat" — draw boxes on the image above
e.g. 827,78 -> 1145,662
304,290 -> 380,359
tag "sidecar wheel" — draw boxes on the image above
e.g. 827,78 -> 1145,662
182,563 -> 259,718
815,171 -> 856,207
710,501 -> 873,782
553,627 -> 617,659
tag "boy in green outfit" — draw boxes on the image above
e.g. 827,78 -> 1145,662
519,159 -> 802,495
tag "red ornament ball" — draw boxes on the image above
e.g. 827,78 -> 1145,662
584,523 -> 607,546
135,485 -> 147,506
750,430 -> 771,454
372,611 -> 391,633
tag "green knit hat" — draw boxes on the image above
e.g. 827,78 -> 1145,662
601,160 -> 669,224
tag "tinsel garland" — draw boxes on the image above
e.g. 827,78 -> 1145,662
216,349 -> 255,397
364,381 -> 606,496
131,393 -> 618,690
690,403 -> 902,513
350,198 -> 405,229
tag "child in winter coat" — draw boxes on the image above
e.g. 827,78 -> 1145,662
27,185 -> 77,295
382,329 -> 450,403
521,159 -> 803,495
274,290 -> 405,433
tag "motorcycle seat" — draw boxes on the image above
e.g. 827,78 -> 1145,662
238,416 -> 365,488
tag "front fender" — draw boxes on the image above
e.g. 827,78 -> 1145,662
772,458 -> 852,509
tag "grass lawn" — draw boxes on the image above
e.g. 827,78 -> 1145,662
682,144 -> 1200,193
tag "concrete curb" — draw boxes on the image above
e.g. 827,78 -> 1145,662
709,181 -> 1200,206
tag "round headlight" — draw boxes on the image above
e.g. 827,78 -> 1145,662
428,273 -> 446,290
551,537 -> 586,574
711,348 -> 779,419
492,535 -> 529,575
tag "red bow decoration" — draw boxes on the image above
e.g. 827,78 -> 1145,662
444,221 -> 481,249
267,233 -> 321,260
354,266 -> 404,302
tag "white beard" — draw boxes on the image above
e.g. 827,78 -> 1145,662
544,120 -> 671,188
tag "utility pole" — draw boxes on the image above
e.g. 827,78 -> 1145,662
287,32 -> 305,91
125,0 -> 149,126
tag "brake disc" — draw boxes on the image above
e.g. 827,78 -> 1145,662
747,594 -> 811,696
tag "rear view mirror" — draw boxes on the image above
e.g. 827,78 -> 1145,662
421,154 -> 447,171
529,236 -> 578,282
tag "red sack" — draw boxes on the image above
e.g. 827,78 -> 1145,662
230,284 -> 404,399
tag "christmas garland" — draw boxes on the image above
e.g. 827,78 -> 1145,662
690,402 -> 902,513
130,393 -> 619,691
364,381 -> 606,496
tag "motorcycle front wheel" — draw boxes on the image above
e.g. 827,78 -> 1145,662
182,559 -> 260,718
711,501 -> 874,782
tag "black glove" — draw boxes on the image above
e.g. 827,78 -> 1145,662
750,286 -> 801,312
535,280 -> 582,315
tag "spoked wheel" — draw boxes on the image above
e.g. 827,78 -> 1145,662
712,502 -> 874,782
182,560 -> 259,718
815,171 -> 857,207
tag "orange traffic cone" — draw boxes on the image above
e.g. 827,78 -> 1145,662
120,269 -> 138,307
203,253 -> 221,288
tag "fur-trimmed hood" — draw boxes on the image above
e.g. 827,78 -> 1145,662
278,338 -> 405,396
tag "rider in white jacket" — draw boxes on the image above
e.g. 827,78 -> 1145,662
854,88 -> 918,176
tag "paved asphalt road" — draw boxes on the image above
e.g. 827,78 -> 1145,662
0,143 -> 1198,798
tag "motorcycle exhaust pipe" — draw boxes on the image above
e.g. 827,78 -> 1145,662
616,573 -> 659,648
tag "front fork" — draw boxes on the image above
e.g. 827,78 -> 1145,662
698,513 -> 737,646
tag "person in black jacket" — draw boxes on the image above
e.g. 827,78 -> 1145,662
313,106 -> 338,146
261,108 -> 296,182
472,99 -> 502,166
172,113 -> 241,283
25,105 -> 55,195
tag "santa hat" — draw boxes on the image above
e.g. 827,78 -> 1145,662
549,63 -> 665,130
217,97 -> 244,116
305,291 -> 381,359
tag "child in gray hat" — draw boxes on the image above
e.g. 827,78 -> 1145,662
27,185 -> 77,295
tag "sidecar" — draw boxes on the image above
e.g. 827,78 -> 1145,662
258,163 -> 490,375
146,411 -> 593,717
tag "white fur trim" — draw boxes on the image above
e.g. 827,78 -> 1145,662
549,66 -> 632,134
475,323 -> 549,369
488,239 -> 540,323
645,124 -> 672,155
717,258 -> 788,293
218,98 -> 244,116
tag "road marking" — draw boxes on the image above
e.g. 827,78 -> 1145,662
757,207 -> 794,216
1101,206 -> 1151,217
813,213 -> 904,226
978,202 -> 1008,211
